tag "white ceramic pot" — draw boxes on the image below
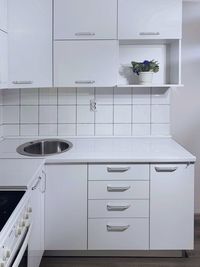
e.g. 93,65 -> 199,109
138,72 -> 153,85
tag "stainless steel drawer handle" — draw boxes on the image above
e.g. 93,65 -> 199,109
155,166 -> 178,172
75,80 -> 95,84
107,224 -> 130,232
139,32 -> 160,36
107,185 -> 131,192
32,177 -> 41,190
12,81 -> 33,85
75,32 -> 95,36
107,167 -> 130,173
107,204 -> 130,211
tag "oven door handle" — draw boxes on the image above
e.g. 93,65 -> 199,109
12,224 -> 32,267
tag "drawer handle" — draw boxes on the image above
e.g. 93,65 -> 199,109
107,167 -> 130,173
139,32 -> 160,36
107,204 -> 130,211
107,224 -> 130,232
75,80 -> 95,84
12,81 -> 33,85
155,166 -> 178,172
107,185 -> 131,192
75,32 -> 95,36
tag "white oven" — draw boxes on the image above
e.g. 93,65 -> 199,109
0,190 -> 33,267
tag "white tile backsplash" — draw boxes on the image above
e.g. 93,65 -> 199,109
2,87 -> 171,137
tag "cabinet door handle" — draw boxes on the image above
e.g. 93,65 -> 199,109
12,81 -> 33,85
75,32 -> 95,36
32,177 -> 41,190
75,80 -> 95,84
107,166 -> 130,173
139,32 -> 160,36
107,185 -> 131,192
41,170 -> 46,193
155,166 -> 178,172
107,204 -> 130,211
107,224 -> 130,232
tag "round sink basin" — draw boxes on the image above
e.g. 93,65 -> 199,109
16,139 -> 73,157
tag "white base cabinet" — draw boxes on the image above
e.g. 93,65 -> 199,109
45,164 -> 87,250
150,164 -> 194,250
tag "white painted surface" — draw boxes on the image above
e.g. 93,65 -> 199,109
118,0 -> 182,39
0,158 -> 45,188
0,137 -> 196,163
150,164 -> 194,249
8,0 -> 52,88
171,1 -> 200,213
54,41 -> 117,87
0,0 -> 7,32
54,0 -> 117,40
88,218 -> 149,250
0,31 -> 8,89
45,164 -> 87,250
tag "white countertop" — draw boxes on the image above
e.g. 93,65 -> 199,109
0,137 -> 196,163
0,158 -> 45,188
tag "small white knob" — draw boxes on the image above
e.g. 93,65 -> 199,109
15,227 -> 22,237
0,262 -> 5,267
27,207 -> 32,213
19,220 -> 26,227
23,213 -> 29,220
3,248 -> 11,260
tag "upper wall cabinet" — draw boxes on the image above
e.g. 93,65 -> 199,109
54,0 -> 117,40
8,0 -> 52,89
0,31 -> 8,89
0,0 -> 7,32
54,41 -> 117,87
118,0 -> 182,40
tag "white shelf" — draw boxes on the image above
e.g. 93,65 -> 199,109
117,84 -> 184,88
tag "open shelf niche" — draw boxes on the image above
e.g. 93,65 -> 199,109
117,39 -> 182,88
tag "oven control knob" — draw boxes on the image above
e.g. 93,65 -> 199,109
3,248 -> 11,260
19,219 -> 26,227
27,207 -> 32,213
15,226 -> 22,237
23,213 -> 29,220
0,262 -> 5,267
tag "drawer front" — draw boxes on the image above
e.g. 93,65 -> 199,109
88,218 -> 149,250
89,181 -> 149,200
88,200 -> 149,218
89,164 -> 149,181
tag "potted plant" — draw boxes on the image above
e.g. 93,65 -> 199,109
131,60 -> 159,84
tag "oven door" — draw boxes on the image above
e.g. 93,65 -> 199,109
12,225 -> 32,267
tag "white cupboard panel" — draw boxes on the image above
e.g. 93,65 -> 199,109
89,164 -> 149,181
89,181 -> 149,200
89,200 -> 149,218
0,31 -> 8,89
45,164 -> 87,250
8,0 -> 52,88
150,164 -> 194,250
54,0 -> 117,40
54,41 -> 117,87
0,0 -> 7,32
118,0 -> 182,39
88,218 -> 149,250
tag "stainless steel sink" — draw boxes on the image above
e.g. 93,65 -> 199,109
16,139 -> 73,157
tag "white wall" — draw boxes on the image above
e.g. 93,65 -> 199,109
171,1 -> 200,213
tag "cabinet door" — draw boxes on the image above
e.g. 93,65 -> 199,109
150,164 -> 194,250
28,172 -> 45,267
118,0 -> 182,39
8,0 -> 52,88
54,41 -> 117,87
54,0 -> 117,40
0,31 -> 8,89
0,0 -> 7,32
45,164 -> 87,250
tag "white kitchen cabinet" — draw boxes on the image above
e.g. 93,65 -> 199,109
8,0 -> 52,88
29,169 -> 45,267
118,0 -> 182,39
0,0 -> 7,32
150,164 -> 194,250
54,0 -> 117,40
45,164 -> 87,250
54,41 -> 117,87
0,31 -> 8,89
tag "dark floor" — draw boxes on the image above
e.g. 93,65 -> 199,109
40,216 -> 200,267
